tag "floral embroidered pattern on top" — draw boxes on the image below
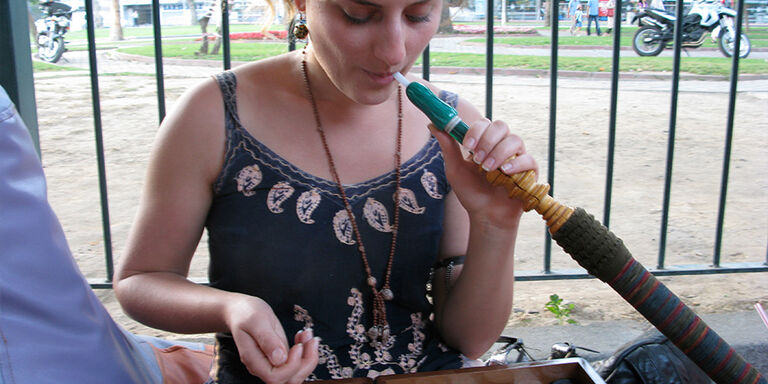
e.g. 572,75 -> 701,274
205,71 -> 462,381
294,288 -> 433,380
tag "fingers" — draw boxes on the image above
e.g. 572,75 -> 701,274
446,118 -> 532,176
235,327 -> 320,384
466,119 -> 525,173
428,124 -> 462,161
255,326 -> 289,366
290,329 -> 320,384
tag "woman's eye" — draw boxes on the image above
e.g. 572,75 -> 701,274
406,14 -> 431,23
343,11 -> 372,24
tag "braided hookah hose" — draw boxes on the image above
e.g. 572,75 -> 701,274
489,169 -> 765,384
393,73 -> 766,384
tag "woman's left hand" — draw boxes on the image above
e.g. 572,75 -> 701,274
429,118 -> 538,228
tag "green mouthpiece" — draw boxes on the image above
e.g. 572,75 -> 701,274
394,73 -> 468,144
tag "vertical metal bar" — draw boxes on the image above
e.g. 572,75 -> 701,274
604,0 -> 622,228
221,0 -> 231,70
713,0 -> 745,267
1,0 -> 39,155
658,0 -> 685,270
485,0 -> 494,119
288,25 -> 296,52
545,0 -> 560,274
151,0 -> 166,121
84,0 -> 114,282
422,45 -> 430,81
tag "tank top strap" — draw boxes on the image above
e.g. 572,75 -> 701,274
213,71 -> 240,132
438,90 -> 459,108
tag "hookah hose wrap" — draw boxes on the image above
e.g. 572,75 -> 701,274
552,208 -> 765,384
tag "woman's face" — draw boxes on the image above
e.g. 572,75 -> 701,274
302,0 -> 442,105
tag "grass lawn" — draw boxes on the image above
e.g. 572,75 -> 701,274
66,24 -> 286,41
119,40 -> 290,62
116,40 -> 768,76
421,52 -> 768,75
466,26 -> 768,49
32,60 -> 81,71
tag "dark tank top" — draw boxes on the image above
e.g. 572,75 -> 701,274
206,71 -> 462,382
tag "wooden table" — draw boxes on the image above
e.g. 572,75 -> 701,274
314,357 -> 606,384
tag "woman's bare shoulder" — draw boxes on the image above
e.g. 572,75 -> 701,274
231,52 -> 301,92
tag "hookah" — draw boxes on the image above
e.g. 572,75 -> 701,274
394,72 -> 765,384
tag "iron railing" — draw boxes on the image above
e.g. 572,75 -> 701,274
4,0 -> 766,288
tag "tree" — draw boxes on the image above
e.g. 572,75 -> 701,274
185,0 -> 198,25
93,0 -> 105,28
438,0 -> 468,34
543,0 -> 552,27
28,0 -> 40,40
109,0 -> 123,40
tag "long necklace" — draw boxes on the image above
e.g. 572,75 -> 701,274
300,50 -> 402,343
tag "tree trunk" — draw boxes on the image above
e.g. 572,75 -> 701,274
93,0 -> 104,28
28,7 -> 38,41
544,1 -> 551,26
438,0 -> 454,34
501,0 -> 507,26
741,0 -> 750,32
109,0 -> 124,40
186,0 -> 198,25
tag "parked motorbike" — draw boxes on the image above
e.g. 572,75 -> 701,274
632,0 -> 751,58
35,0 -> 73,63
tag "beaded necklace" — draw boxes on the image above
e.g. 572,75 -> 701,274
300,50 -> 402,343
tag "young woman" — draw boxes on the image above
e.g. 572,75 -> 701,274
114,0 -> 538,382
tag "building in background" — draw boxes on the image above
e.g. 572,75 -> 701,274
48,0 -> 289,31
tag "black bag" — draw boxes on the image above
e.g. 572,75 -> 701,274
592,329 -> 713,384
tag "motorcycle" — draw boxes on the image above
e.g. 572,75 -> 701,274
631,0 -> 751,58
35,0 -> 73,63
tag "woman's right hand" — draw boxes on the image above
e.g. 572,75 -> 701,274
226,295 -> 319,383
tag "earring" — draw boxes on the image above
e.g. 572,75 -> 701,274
293,12 -> 308,39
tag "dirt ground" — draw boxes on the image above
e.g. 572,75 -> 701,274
32,66 -> 768,343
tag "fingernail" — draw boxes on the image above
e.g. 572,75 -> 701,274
501,162 -> 513,174
303,328 -> 314,342
473,150 -> 485,164
481,157 -> 495,172
463,137 -> 476,150
271,348 -> 287,365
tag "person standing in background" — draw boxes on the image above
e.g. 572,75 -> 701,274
587,0 -> 602,35
574,4 -> 584,35
568,0 -> 581,35
605,0 -> 615,34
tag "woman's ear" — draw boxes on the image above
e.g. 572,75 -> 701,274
295,0 -> 306,12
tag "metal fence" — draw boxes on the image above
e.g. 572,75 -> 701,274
3,0 -> 766,288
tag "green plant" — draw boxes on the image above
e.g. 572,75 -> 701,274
545,294 -> 577,325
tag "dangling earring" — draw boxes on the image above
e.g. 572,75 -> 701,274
293,12 -> 308,39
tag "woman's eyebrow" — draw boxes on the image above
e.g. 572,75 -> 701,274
347,0 -> 432,8
349,0 -> 382,8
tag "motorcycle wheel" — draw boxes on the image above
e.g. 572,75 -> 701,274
37,32 -> 65,63
718,29 -> 751,59
633,26 -> 665,57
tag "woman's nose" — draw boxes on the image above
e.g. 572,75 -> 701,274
373,20 -> 407,67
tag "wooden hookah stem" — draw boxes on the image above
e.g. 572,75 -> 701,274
484,168 -> 573,234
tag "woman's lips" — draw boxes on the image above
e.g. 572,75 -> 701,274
366,71 -> 395,85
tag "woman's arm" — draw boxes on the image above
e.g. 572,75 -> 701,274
114,78 -> 231,333
427,88 -> 537,360
113,77 -> 318,382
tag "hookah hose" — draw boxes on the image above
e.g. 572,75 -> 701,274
396,74 -> 766,384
